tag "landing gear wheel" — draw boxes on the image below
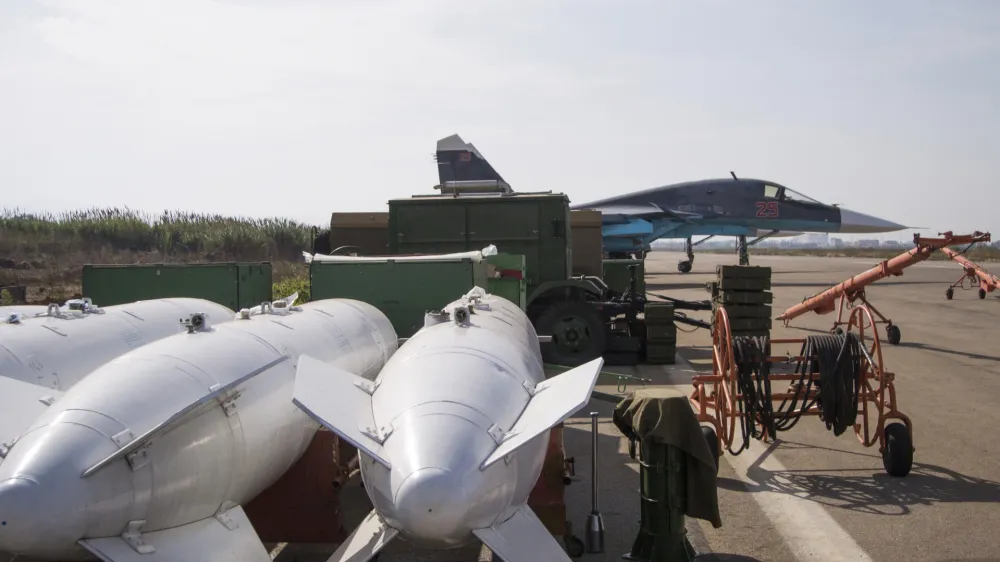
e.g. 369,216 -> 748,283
886,324 -> 901,345
536,301 -> 608,367
980,288 -> 987,299
946,288 -> 954,300
701,426 -> 719,474
677,260 -> 692,273
882,422 -> 913,477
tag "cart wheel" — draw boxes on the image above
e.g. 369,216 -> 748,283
564,533 -> 585,558
946,288 -> 954,300
701,426 -> 719,474
979,288 -> 987,300
882,422 -> 913,477
677,260 -> 692,273
886,324 -> 901,345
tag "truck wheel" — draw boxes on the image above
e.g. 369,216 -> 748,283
536,301 -> 607,367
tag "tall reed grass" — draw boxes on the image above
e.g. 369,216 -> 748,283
0,207 -> 317,262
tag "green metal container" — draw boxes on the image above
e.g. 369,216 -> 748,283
81,263 -> 272,311
602,259 -> 646,296
485,253 -> 527,311
309,257 -> 489,338
387,193 -> 572,301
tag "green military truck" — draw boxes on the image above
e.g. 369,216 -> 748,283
383,183 -> 647,366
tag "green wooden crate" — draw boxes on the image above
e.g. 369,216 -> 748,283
716,277 -> 772,291
310,257 -> 488,338
603,259 -> 646,296
713,291 -> 774,305
716,265 -> 772,279
644,302 -> 675,321
81,262 -> 272,311
722,304 -> 772,319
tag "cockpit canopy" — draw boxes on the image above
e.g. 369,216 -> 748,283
762,183 -> 823,205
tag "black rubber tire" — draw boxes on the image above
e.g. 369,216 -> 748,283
536,300 -> 607,367
702,426 -> 720,474
564,534 -> 585,558
886,324 -> 901,345
677,260 -> 693,273
882,422 -> 913,477
980,288 -> 987,300
946,288 -> 954,300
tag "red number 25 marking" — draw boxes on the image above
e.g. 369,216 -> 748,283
755,201 -> 779,218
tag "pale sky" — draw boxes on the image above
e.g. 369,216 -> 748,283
2,0 -> 998,241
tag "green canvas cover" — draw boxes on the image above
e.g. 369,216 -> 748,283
613,388 -> 723,528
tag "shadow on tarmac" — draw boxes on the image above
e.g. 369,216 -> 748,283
715,440 -> 1000,517
896,341 -> 1000,363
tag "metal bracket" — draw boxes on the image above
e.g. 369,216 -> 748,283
214,502 -> 240,531
522,380 -> 540,397
111,429 -> 135,448
121,520 -> 155,554
221,392 -> 240,417
125,444 -> 151,472
354,378 -> 379,395
487,423 -> 506,444
0,440 -> 12,459
360,422 -> 393,444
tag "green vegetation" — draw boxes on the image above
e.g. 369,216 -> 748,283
272,275 -> 311,304
1,207 -> 315,261
0,207 -> 317,304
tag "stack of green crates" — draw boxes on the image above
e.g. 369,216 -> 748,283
644,302 -> 676,364
707,265 -> 773,338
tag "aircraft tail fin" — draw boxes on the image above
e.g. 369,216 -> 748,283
325,509 -> 398,562
473,503 -> 572,562
291,355 -> 392,469
480,357 -> 604,469
79,505 -> 271,562
435,134 -> 510,191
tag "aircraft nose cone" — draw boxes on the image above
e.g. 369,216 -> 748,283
394,468 -> 471,545
839,208 -> 907,234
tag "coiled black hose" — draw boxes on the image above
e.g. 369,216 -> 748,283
729,332 -> 862,455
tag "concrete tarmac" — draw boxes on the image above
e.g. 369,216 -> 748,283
644,250 -> 1000,562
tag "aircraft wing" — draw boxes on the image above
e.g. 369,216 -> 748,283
0,377 -> 62,455
79,505 -> 271,562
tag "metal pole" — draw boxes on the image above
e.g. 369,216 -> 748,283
585,411 -> 605,553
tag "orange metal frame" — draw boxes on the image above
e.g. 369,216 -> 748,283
941,247 -> 1000,298
690,305 -> 912,456
776,232 -> 991,333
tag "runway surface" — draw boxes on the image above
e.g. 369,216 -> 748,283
642,251 -> 1000,562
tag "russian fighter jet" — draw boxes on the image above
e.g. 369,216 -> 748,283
434,134 -> 909,272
